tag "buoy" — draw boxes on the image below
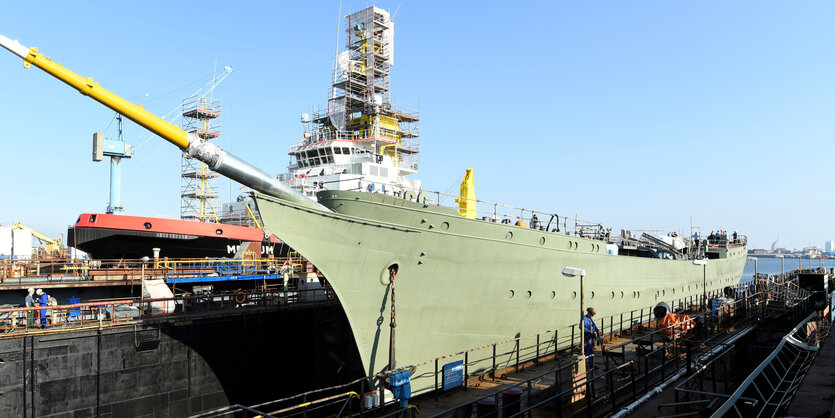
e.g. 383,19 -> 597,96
234,290 -> 248,305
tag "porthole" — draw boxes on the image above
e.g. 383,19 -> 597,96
672,289 -> 676,295
637,291 -> 641,298
550,291 -> 556,299
610,291 -> 615,299
662,290 -> 666,296
590,243 -> 595,251
508,290 -> 515,298
632,291 -> 637,298
539,237 -> 546,246
440,222 -> 449,231
505,231 -> 513,240
567,241 -> 573,249
215,229 -> 223,235
571,291 -> 577,300
591,291 -> 595,299
526,291 -> 532,299
688,285 -> 691,291
143,222 -> 152,229
620,291 -> 624,299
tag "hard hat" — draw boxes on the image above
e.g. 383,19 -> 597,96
36,289 -> 43,295
28,288 -> 34,292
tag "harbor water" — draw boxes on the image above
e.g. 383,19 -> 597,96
743,256 -> 835,278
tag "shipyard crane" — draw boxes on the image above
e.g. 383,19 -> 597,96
93,113 -> 134,213
92,67 -> 234,214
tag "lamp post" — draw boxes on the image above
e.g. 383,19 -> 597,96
747,257 -> 758,281
779,255 -> 784,280
693,259 -> 707,309
141,256 -> 149,296
562,266 -> 586,399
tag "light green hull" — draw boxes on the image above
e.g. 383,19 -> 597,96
254,190 -> 747,390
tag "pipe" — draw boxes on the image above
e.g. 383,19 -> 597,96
610,325 -> 756,418
0,34 -> 328,212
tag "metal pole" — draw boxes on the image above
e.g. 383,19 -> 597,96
781,256 -> 784,280
580,274 -> 585,364
703,264 -> 707,310
389,267 -> 397,371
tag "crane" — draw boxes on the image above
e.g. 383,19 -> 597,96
93,66 -> 234,214
10,222 -> 64,255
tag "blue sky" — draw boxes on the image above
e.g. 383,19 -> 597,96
0,1 -> 833,251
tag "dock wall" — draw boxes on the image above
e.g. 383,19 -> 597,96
0,305 -> 360,417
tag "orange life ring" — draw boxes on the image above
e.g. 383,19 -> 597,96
234,290 -> 248,305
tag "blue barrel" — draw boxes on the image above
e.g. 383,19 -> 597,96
502,387 -> 523,416
476,397 -> 497,417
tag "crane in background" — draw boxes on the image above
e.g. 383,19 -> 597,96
93,66 -> 234,214
10,222 -> 65,257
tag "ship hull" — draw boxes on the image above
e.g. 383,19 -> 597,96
67,213 -> 282,260
254,191 -> 748,390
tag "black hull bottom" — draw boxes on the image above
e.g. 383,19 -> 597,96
67,227 -> 285,260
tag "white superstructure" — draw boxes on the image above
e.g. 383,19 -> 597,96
280,6 -> 421,199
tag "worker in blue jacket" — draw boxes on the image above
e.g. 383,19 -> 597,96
37,289 -> 49,328
583,307 -> 601,368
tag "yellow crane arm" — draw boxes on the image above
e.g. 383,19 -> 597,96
0,34 -> 329,211
11,222 -> 60,245
0,37 -> 189,150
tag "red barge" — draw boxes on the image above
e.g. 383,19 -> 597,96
66,213 -> 282,260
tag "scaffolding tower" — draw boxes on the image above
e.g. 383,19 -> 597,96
308,6 -> 419,172
180,96 -> 221,222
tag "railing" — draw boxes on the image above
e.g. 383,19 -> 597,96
0,256 -> 304,285
297,177 -> 748,252
664,309 -> 827,418
240,276 -> 814,417
713,311 -> 826,417
0,286 -> 337,336
234,295 -> 740,417
156,258 -> 285,279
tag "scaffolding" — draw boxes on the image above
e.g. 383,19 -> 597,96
180,96 -> 221,222
307,6 -> 420,172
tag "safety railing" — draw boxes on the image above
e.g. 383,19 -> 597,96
230,297 -> 718,417
301,177 -> 749,252
194,276 -> 815,417
0,286 -> 337,336
0,256 -> 305,285
156,258 -> 284,279
713,311 -> 827,417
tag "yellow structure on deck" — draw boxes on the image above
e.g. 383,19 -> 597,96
11,222 -> 64,254
455,169 -> 476,219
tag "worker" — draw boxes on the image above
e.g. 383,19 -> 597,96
24,288 -> 35,327
37,289 -> 49,328
583,307 -> 601,368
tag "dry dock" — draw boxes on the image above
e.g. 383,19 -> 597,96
206,270 -> 831,418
